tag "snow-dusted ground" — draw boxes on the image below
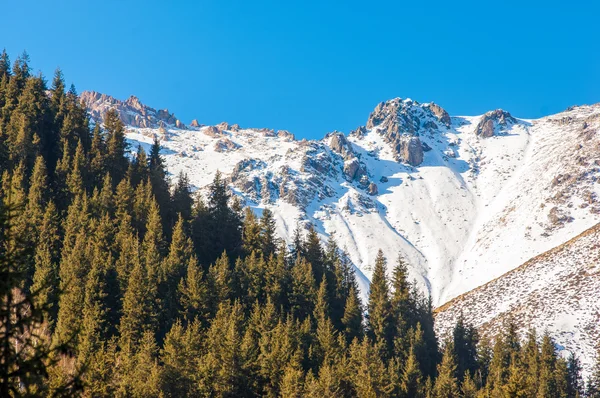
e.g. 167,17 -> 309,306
434,222 -> 600,375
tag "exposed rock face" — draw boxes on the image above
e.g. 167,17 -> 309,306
349,126 -> 367,138
80,91 -> 184,129
190,119 -> 200,127
214,138 -> 240,152
397,137 -> 424,166
367,182 -> 378,195
343,158 -> 365,181
475,109 -> 517,138
216,122 -> 240,132
426,102 -> 451,127
203,126 -> 222,138
328,131 -> 354,159
277,130 -> 295,141
365,98 -> 449,166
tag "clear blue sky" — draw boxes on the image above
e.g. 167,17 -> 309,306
2,0 -> 599,139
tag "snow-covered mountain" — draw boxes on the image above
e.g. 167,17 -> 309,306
434,222 -> 600,374
81,91 -> 600,311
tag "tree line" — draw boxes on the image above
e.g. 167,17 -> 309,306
1,50 -> 600,397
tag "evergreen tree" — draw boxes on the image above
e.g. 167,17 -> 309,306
31,201 -> 61,326
260,207 -> 278,258
104,109 -> 128,183
171,171 -> 193,223
432,342 -> 460,398
0,200 -> 81,395
452,314 -> 479,382
148,135 -> 171,231
367,249 -> 393,361
341,285 -> 363,345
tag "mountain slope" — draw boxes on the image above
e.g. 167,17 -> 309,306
81,92 -> 600,306
435,222 -> 600,373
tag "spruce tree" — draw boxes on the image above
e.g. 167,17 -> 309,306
104,109 -> 128,183
367,249 -> 393,361
171,170 -> 193,223
31,201 -> 61,326
260,207 -> 278,258
433,342 -> 460,398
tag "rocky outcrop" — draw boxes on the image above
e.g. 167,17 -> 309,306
396,137 -> 424,166
203,126 -> 222,138
277,130 -> 295,141
426,102 -> 451,127
216,122 -> 241,132
475,109 -> 517,138
349,126 -> 367,138
328,131 -> 354,159
214,138 -> 240,152
80,91 -> 184,129
364,98 -> 448,166
343,158 -> 366,181
367,182 -> 378,195
190,119 -> 200,127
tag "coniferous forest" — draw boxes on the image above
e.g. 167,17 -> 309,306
2,51 -> 600,397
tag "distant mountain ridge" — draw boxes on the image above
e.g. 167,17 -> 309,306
80,91 -> 600,300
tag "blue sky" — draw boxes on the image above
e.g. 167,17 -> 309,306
2,0 -> 599,139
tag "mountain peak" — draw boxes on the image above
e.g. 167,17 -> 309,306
80,90 -> 187,129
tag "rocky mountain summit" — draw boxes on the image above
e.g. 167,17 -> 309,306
80,91 -> 186,129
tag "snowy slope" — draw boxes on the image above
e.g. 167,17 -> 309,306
434,222 -> 600,374
81,92 -> 600,308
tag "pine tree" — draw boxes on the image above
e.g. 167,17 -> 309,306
289,257 -> 317,321
118,331 -> 163,397
280,355 -> 305,398
148,135 -> 171,231
31,201 -> 61,326
348,338 -> 389,397
391,253 -> 413,361
367,249 -> 393,361
0,200 -> 81,395
197,301 -> 248,397
566,353 -> 584,398
242,207 -> 263,256
104,109 -> 128,183
78,246 -> 110,362
400,347 -> 424,398
159,215 -> 194,338
208,251 -> 233,311
178,256 -> 209,325
119,238 -> 151,354
461,372 -> 478,398
433,342 -> 460,398
171,170 -> 193,223
161,320 -> 202,397
452,314 -> 479,382
304,226 -> 325,284
130,144 -> 149,188
260,207 -> 278,258
341,285 -> 363,345
314,279 -> 339,366
0,49 -> 10,80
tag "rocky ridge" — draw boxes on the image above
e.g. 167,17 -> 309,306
80,91 -> 186,129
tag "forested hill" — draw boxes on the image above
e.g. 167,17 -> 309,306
0,50 -> 598,397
